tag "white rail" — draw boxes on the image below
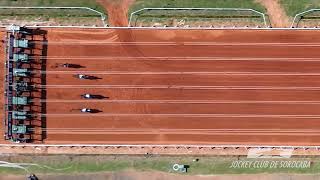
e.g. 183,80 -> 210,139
128,8 -> 268,27
0,25 -> 320,31
2,26 -> 320,30
0,6 -> 107,27
291,9 -> 320,28
0,144 -> 319,149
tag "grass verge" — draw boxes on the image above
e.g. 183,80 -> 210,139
280,0 -> 320,17
1,155 -> 320,175
129,0 -> 268,27
130,0 -> 266,14
0,0 -> 105,13
0,0 -> 107,26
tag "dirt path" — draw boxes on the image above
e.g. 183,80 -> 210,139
97,0 -> 135,26
256,0 -> 290,27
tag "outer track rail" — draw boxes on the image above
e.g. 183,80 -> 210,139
0,144 -> 319,149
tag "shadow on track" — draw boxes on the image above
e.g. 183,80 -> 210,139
81,94 -> 109,99
55,63 -> 86,69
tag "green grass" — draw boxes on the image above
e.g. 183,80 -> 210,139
130,0 -> 266,14
129,0 -> 268,27
0,0 -> 107,25
0,0 -> 105,13
1,155 -> 320,175
280,0 -> 320,17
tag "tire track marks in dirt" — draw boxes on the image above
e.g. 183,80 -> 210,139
97,0 -> 135,26
96,0 -> 145,57
256,0 -> 290,27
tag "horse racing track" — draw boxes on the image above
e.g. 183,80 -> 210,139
2,28 -> 320,146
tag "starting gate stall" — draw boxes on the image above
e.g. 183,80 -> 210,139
13,68 -> 30,77
12,111 -> 28,120
13,39 -> 29,48
13,53 -> 29,62
13,81 -> 32,95
12,96 -> 29,105
12,125 -> 27,134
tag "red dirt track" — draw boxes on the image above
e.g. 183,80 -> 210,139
4,29 -> 320,145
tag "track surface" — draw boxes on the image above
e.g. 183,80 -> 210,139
4,29 -> 320,145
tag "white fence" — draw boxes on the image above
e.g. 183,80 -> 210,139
0,144 -> 319,149
291,9 -> 320,28
128,8 -> 268,27
0,6 -> 107,27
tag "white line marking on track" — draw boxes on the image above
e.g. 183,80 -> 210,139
37,56 -> 320,62
34,128 -> 320,132
40,85 -> 320,90
42,71 -> 320,75
36,128 -> 320,135
39,56 -> 320,61
40,100 -> 320,104
36,41 -> 320,47
41,114 -> 320,118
